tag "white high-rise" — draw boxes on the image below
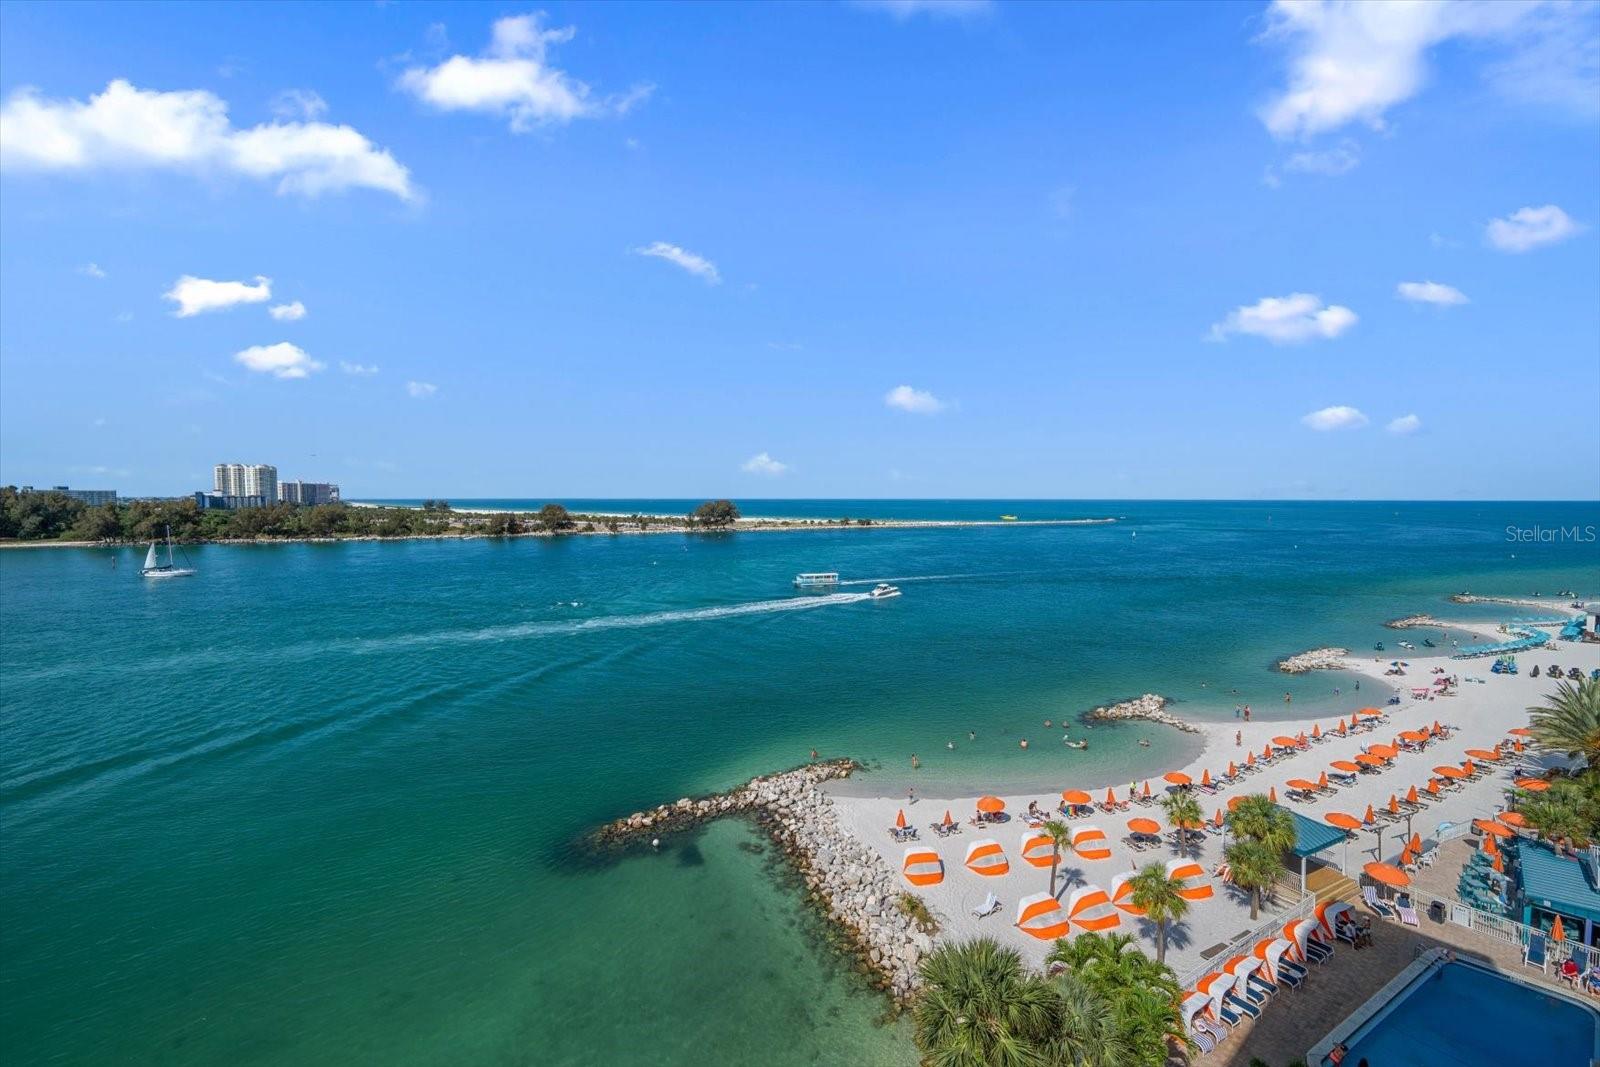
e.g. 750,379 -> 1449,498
213,463 -> 277,504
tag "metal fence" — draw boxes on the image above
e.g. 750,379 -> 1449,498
1174,895 -> 1317,991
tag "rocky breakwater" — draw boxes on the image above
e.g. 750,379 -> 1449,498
590,759 -> 930,1002
1277,648 -> 1350,673
1082,693 -> 1198,734
1386,614 -> 1439,629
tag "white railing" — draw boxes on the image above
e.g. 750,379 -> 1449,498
1174,895 -> 1317,991
1409,889 -> 1586,971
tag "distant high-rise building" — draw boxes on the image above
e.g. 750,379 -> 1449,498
213,463 -> 277,507
278,481 -> 340,506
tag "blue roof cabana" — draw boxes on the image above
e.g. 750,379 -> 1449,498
1517,842 -> 1600,946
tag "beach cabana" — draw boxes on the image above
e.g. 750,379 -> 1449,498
964,839 -> 1009,877
1223,953 -> 1262,990
1166,858 -> 1213,901
902,847 -> 945,886
1071,825 -> 1111,860
1110,870 -> 1146,915
1014,892 -> 1070,940
1067,884 -> 1122,932
1283,918 -> 1316,962
1254,937 -> 1298,983
1181,990 -> 1213,1034
1019,830 -> 1057,868
1316,900 -> 1354,940
1195,971 -> 1235,1021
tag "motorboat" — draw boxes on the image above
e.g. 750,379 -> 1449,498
869,583 -> 901,599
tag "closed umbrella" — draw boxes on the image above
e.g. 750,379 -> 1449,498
1269,786 -> 1278,803
1318,771 -> 1329,789
1312,723 -> 1322,739
1362,804 -> 1376,825
1200,769 -> 1213,788
1552,915 -> 1566,943
1405,785 -> 1419,804
1227,761 -> 1238,778
1105,787 -> 1117,807
895,809 -> 907,828
1142,780 -> 1152,798
942,810 -> 954,828
1246,751 -> 1256,767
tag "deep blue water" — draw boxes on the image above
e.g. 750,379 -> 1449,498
2,501 -> 1596,1065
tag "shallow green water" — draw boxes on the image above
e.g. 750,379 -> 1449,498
2,501 -> 1595,1065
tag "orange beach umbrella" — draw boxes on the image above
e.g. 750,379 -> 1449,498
1200,769 -> 1212,787
1400,729 -> 1429,743
1227,761 -> 1238,778
942,810 -> 954,827
1228,795 -> 1243,812
1508,727 -> 1534,737
1481,833 -> 1500,858
1364,862 -> 1410,888
1331,760 -> 1361,773
1462,760 -> 1477,776
1287,778 -> 1319,791
1062,789 -> 1092,805
1318,771 -> 1329,789
1261,744 -> 1272,760
1496,811 -> 1528,829
1312,723 -> 1322,739
1246,751 -> 1256,767
1492,852 -> 1504,873
977,796 -> 1005,813
1474,819 -> 1513,839
1515,777 -> 1550,792
1426,778 -> 1441,795
1213,808 -> 1224,827
1368,744 -> 1398,759
1325,812 -> 1361,831
1269,786 -> 1278,803
1434,765 -> 1468,780
1273,735 -> 1299,748
1358,707 -> 1382,719
1465,748 -> 1501,761
1405,785 -> 1419,804
1387,795 -> 1400,815
1105,787 -> 1117,806
1163,771 -> 1192,786
1408,832 -> 1422,852
1355,753 -> 1386,768
1337,719 -> 1348,736
1142,780 -> 1152,798
1127,817 -> 1161,835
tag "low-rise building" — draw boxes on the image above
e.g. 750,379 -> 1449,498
20,485 -> 118,506
194,492 -> 268,510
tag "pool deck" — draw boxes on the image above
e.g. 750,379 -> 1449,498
1214,877 -> 1598,1066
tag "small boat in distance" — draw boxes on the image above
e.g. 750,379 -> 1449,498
869,583 -> 901,599
793,572 -> 839,588
141,525 -> 196,579
1000,514 -> 1018,521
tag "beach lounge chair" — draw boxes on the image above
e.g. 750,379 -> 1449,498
1304,938 -> 1332,964
1244,971 -> 1278,999
1216,999 -> 1246,1028
1274,963 -> 1303,989
1196,1016 -> 1229,1042
1526,931 -> 1547,971
1396,895 -> 1420,927
1224,991 -> 1260,1019
1362,885 -> 1397,920
1188,1025 -> 1215,1056
972,892 -> 1000,919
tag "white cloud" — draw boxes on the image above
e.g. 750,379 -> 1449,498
234,341 -> 324,379
633,241 -> 720,284
1284,139 -> 1360,176
406,380 -> 438,398
853,0 -> 992,19
0,79 -> 415,200
1256,1 -> 1593,139
1301,405 -> 1369,431
884,385 -> 947,415
340,361 -> 379,375
1386,413 -> 1422,435
1396,280 -> 1468,306
268,300 -> 307,321
165,274 -> 272,317
1209,293 -> 1357,344
399,14 -> 650,133
1485,204 -> 1582,253
270,89 -> 328,121
77,262 -> 107,279
741,452 -> 788,476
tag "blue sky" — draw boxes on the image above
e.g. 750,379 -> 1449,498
1,0 -> 1596,500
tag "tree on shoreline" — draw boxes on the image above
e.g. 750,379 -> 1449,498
537,503 -> 574,532
690,499 -> 740,527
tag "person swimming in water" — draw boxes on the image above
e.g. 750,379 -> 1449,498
947,740 -> 955,750
1138,737 -> 1150,747
1019,739 -> 1029,749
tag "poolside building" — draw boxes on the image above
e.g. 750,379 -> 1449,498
1516,841 -> 1600,950
1281,806 -> 1350,890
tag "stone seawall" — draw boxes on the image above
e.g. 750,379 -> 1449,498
1081,693 -> 1198,734
590,759 -> 928,1002
1277,647 -> 1350,673
1385,614 -> 1439,629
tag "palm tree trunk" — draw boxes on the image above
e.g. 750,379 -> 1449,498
1156,922 -> 1167,963
1251,887 -> 1260,920
1050,850 -> 1059,898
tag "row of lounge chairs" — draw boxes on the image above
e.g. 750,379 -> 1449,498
1188,928 -> 1337,1055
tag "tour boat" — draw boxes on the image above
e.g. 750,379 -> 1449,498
141,525 -> 196,579
869,583 -> 901,599
793,572 -> 839,588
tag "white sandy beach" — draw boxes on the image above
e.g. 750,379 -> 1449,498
827,617 -> 1599,981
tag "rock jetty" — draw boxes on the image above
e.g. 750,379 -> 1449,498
1277,647 -> 1349,673
591,759 -> 929,1002
1385,614 -> 1439,629
1082,693 -> 1198,734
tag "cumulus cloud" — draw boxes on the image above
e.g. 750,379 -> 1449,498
1256,1 -> 1595,139
1301,405 -> 1369,431
406,380 -> 438,398
1209,293 -> 1357,344
0,79 -> 415,200
398,14 -> 650,132
78,262 -> 107,279
1396,281 -> 1468,306
234,341 -> 323,379
741,452 -> 788,476
340,361 -> 379,375
853,0 -> 992,19
165,274 -> 271,317
1387,413 -> 1422,435
268,300 -> 306,321
270,89 -> 328,121
884,385 -> 947,414
1486,204 -> 1583,252
633,241 -> 720,284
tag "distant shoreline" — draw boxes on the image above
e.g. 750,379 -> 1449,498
0,513 -> 1117,549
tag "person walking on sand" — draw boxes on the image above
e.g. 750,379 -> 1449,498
1236,730 -> 1242,747
907,785 -> 916,804
1243,705 -> 1251,722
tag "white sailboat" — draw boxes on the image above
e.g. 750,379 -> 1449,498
141,525 -> 196,579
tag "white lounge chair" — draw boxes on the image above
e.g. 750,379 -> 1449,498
1396,894 -> 1420,926
973,892 -> 1000,919
1363,885 -> 1398,920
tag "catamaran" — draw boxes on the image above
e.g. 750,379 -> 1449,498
793,572 -> 839,588
141,525 -> 196,579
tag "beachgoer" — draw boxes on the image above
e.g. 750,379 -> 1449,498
1244,705 -> 1251,721
1328,1043 -> 1347,1065
1236,730 -> 1242,747
651,838 -> 660,850
947,741 -> 955,750
1354,680 -> 1360,691
910,754 -> 920,771
1284,692 -> 1292,704
1234,705 -> 1241,718
810,748 -> 818,760
908,785 -> 916,804
968,730 -> 975,741
1019,739 -> 1028,749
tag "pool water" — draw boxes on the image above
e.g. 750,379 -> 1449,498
1337,961 -> 1598,1067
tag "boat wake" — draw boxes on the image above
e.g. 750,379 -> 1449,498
837,573 -> 973,586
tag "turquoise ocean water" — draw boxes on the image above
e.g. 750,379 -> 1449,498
2,501 -> 1596,1066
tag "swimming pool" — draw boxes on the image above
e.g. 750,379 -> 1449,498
1327,958 -> 1599,1067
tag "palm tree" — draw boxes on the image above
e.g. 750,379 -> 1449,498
913,938 -> 1059,1067
1127,862 -> 1188,964
1224,838 -> 1280,920
1042,819 -> 1075,898
1227,793 -> 1297,851
1160,791 -> 1203,850
1042,970 -> 1128,1067
1529,678 -> 1600,766
1043,932 -> 1186,1066
1114,984 -> 1192,1067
